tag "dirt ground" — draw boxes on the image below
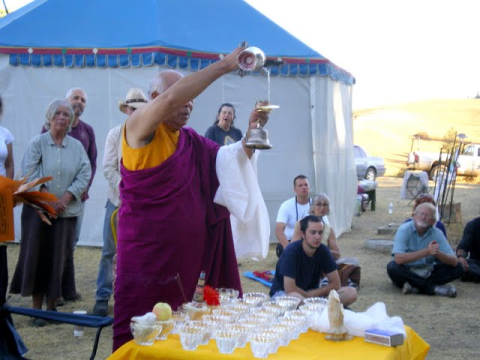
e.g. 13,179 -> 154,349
5,177 -> 480,359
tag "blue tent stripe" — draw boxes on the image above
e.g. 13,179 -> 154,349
189,58 -> 199,70
142,53 -> 153,66
43,54 -> 52,67
131,54 -> 141,67
107,55 -> 118,68
74,55 -> 84,67
166,54 -> 177,68
85,54 -> 95,67
8,54 -> 18,66
200,58 -> 211,69
299,64 -> 308,76
53,55 -> 63,67
153,52 -> 166,66
119,55 -> 129,67
269,66 -> 279,76
31,54 -> 41,67
19,54 -> 30,66
96,55 -> 106,68
178,56 -> 189,69
3,52 -> 354,84
65,55 -> 74,67
280,64 -> 289,76
318,63 -> 327,76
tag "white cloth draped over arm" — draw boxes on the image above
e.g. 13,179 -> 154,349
214,140 -> 270,260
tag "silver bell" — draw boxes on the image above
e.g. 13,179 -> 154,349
245,127 -> 272,149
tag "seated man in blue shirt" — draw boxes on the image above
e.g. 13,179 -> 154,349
270,215 -> 357,306
387,203 -> 463,297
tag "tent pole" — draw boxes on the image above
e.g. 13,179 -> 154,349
2,0 -> 8,14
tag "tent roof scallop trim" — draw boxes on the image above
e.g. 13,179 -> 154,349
1,46 -> 355,85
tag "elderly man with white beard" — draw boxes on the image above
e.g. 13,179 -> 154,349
387,202 -> 463,297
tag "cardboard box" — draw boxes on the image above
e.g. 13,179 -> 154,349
364,328 -> 404,347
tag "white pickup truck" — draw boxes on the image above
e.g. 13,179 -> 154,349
407,143 -> 480,179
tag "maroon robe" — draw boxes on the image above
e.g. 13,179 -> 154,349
113,127 -> 242,351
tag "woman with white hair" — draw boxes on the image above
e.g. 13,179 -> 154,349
292,193 -> 360,289
10,99 -> 91,327
292,193 -> 339,257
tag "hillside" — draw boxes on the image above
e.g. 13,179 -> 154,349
354,99 -> 480,177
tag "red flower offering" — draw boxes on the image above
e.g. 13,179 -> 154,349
204,285 -> 220,306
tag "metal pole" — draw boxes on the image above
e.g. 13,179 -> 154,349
2,0 -> 9,14
440,135 -> 457,222
448,139 -> 465,223
432,147 -> 443,202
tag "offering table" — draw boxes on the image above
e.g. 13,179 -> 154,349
109,326 -> 429,360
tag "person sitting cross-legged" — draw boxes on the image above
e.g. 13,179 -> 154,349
270,215 -> 357,307
456,216 -> 480,282
387,202 -> 463,297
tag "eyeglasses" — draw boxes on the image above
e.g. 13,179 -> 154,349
415,211 -> 434,220
315,203 -> 329,207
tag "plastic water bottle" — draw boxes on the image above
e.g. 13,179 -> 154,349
389,202 -> 393,214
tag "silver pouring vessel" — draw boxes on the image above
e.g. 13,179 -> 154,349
237,46 -> 266,72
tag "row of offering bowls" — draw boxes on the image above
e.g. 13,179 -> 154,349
131,292 -> 328,358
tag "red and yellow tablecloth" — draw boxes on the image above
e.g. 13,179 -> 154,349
109,326 -> 429,360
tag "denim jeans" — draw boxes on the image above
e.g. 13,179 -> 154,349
387,260 -> 463,295
73,202 -> 85,247
95,200 -> 117,301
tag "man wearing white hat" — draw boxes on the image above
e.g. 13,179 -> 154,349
92,88 -> 148,316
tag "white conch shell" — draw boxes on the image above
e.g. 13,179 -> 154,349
327,290 -> 347,335
131,312 -> 157,325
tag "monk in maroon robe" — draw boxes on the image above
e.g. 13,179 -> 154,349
113,46 -> 269,351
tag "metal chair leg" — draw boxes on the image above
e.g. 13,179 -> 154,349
89,325 -> 107,360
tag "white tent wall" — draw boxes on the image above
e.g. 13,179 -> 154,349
0,55 -> 355,247
310,78 -> 356,234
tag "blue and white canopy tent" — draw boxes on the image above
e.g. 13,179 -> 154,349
0,0 -> 357,247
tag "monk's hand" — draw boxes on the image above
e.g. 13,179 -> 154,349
247,100 -> 269,133
222,45 -> 247,72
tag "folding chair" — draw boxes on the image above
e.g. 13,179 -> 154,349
1,246 -> 113,360
3,305 -> 113,360
400,170 -> 430,204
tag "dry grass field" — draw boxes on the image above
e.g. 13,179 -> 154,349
354,99 -> 480,178
5,177 -> 480,360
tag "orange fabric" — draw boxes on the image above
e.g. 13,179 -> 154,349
111,208 -> 118,247
109,326 -> 429,360
122,122 -> 180,171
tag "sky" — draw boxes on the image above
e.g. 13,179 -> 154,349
4,0 -> 480,110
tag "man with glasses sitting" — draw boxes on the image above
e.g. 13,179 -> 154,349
387,203 -> 463,297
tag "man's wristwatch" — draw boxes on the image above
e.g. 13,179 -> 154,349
457,254 -> 465,258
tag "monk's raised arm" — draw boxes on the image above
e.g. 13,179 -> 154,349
126,46 -> 245,148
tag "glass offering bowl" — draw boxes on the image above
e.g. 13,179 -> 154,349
155,319 -> 174,340
242,292 -> 270,307
182,302 -> 210,320
130,321 -> 162,346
